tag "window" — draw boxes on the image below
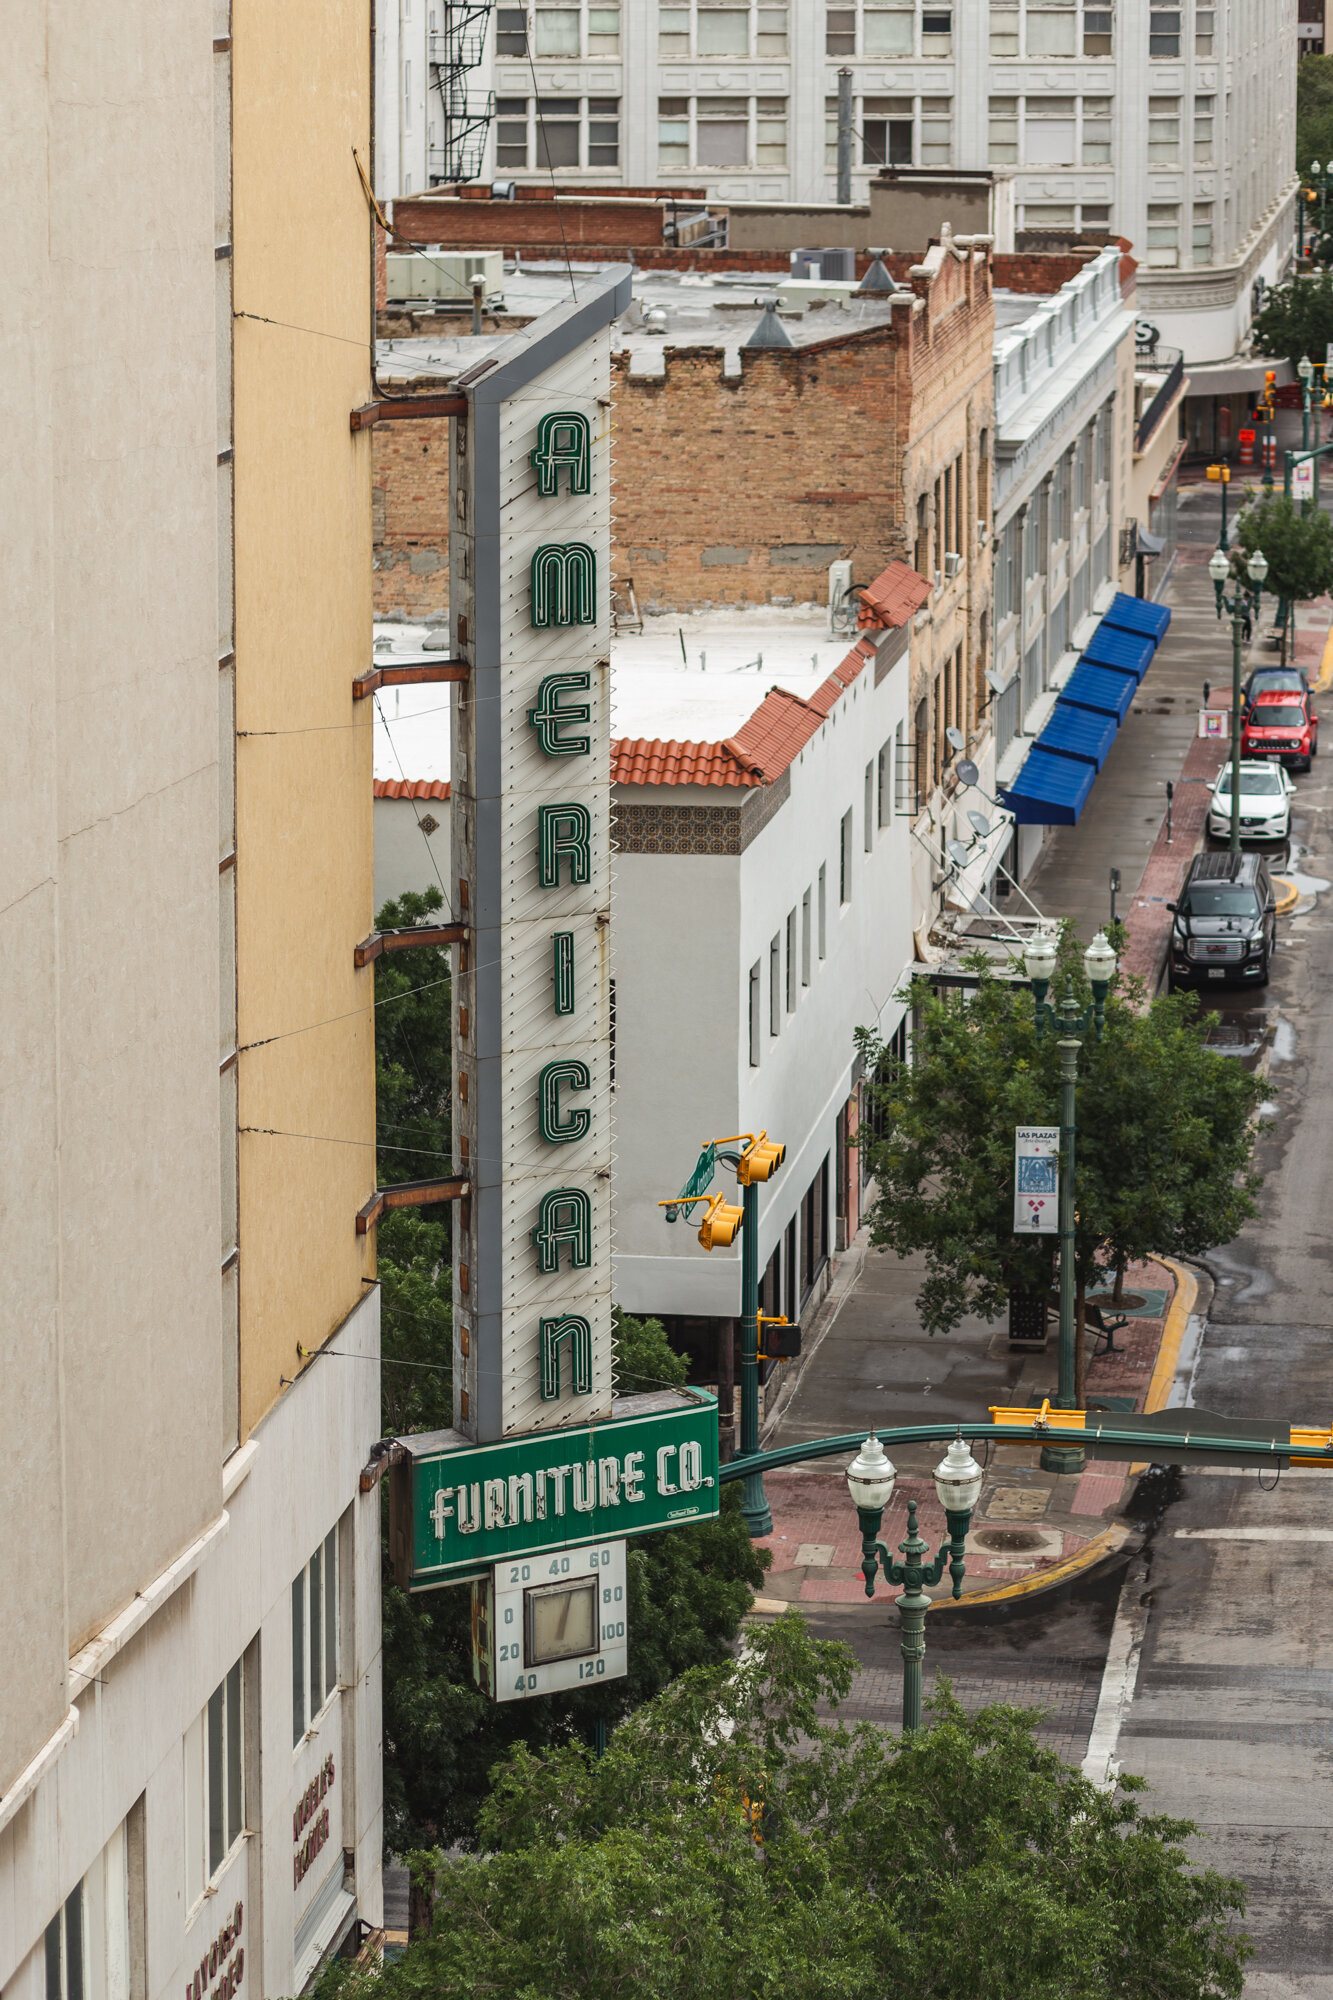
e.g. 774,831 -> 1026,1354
749,961 -> 762,1064
1082,96 -> 1112,163
990,6 -> 1018,54
660,5 -> 689,54
1081,203 -> 1110,230
839,809 -> 853,905
496,97 -> 530,169
1026,96 -> 1076,165
698,97 -> 749,167
1146,201 -> 1180,268
877,739 -> 892,826
699,5 -> 750,55
535,4 -> 580,54
786,908 -> 798,1009
1195,7 -> 1214,54
922,10 -> 952,53
658,96 -> 689,169
1148,96 -> 1180,163
920,97 -> 952,162
186,1661 -> 244,1905
769,935 -> 781,1035
589,97 -> 620,167
403,60 -> 412,131
1083,5 -> 1112,54
536,96 -> 581,168
818,864 -> 827,956
1192,201 -> 1214,265
863,762 -> 874,850
1149,6 -> 1180,54
589,6 -> 621,54
801,888 -> 812,983
826,5 -> 856,53
1094,404 -> 1109,483
1022,201 -> 1075,229
758,7 -> 789,55
1027,2 -> 1077,55
497,6 -> 528,54
1194,94 -> 1214,162
292,1529 -> 338,1745
893,720 -> 912,813
989,96 -> 1018,162
865,4 -> 914,53
756,98 -> 787,166
857,96 -> 914,168
47,1827 -> 131,2000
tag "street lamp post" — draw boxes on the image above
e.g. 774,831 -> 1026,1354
1300,352 -> 1315,459
1208,544 -> 1269,853
1022,929 -> 1118,1470
846,1430 -> 985,1733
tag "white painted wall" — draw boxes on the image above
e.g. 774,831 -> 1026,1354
613,629 -> 914,1318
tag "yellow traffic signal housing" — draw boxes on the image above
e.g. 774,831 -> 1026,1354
697,1192 -> 744,1250
1205,463 -> 1230,484
737,1131 -> 786,1185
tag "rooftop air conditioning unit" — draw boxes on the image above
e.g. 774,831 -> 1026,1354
384,249 -> 504,305
828,558 -> 855,635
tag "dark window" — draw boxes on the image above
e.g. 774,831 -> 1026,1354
1149,8 -> 1180,54
1084,7 -> 1112,54
537,99 -> 581,168
497,6 -> 528,54
589,96 -> 620,165
826,7 -> 856,54
862,117 -> 913,166
922,11 -> 952,31
496,96 -> 530,169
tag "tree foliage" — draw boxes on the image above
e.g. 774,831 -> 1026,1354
1252,271 -> 1333,369
857,935 -> 1263,1340
334,1616 -> 1249,2000
613,1305 -> 690,1396
1234,494 -> 1333,610
1297,54 -> 1333,178
374,888 -> 453,1189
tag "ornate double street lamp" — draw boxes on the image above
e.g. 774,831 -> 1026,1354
1208,543 -> 1269,855
1021,928 -> 1118,1473
846,1431 -> 985,1733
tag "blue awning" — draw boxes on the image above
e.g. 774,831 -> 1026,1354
1036,699 -> 1118,770
1082,623 -> 1156,680
1059,661 -> 1138,721
1000,747 -> 1097,826
1104,590 -> 1171,643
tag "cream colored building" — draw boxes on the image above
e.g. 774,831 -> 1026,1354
0,2 -> 382,1993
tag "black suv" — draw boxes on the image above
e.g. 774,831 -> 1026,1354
1168,851 -> 1277,990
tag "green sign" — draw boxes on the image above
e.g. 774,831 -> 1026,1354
395,1396 -> 720,1586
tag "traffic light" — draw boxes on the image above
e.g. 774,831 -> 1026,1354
696,1192 -> 744,1250
737,1131 -> 786,1185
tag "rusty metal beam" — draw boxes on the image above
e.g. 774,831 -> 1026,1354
354,661 -> 469,700
355,925 -> 466,968
357,1177 -> 470,1235
350,394 -> 467,432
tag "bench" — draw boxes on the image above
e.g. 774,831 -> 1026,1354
1086,1301 -> 1128,1357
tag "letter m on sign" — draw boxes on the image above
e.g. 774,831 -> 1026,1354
531,543 -> 596,628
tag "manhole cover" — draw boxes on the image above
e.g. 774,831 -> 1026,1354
970,1527 -> 1047,1555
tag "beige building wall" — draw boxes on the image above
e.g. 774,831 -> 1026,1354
0,0 -> 221,1792
231,0 -> 377,1434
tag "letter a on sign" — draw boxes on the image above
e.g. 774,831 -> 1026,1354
1014,1126 -> 1059,1233
530,410 -> 592,496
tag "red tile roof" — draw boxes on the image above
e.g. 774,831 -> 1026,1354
857,558 -> 932,631
374,778 -> 451,800
612,634 -> 881,791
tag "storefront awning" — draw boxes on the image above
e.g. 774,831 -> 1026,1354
1059,660 -> 1138,721
1104,590 -> 1171,642
1036,699 -> 1118,770
1082,622 -> 1156,681
1001,747 -> 1097,826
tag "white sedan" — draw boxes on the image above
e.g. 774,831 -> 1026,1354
1207,759 -> 1293,843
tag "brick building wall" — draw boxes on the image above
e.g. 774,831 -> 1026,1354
373,414 -> 451,620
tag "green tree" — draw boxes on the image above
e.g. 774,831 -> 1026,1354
336,1616 -> 1249,2000
1297,54 -> 1333,178
1234,494 -> 1333,614
374,888 -> 453,1189
857,940 -> 1262,1390
613,1305 -> 689,1395
1252,271 -> 1333,367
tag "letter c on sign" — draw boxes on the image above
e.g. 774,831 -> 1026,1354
657,1444 -> 678,1496
537,1059 -> 591,1144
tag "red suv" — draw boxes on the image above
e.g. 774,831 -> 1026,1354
1242,689 -> 1318,772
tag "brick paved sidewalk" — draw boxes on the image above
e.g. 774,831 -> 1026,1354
753,1257 -> 1175,1609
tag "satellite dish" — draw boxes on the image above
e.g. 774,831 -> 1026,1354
985,666 -> 1007,693
955,758 -> 980,787
946,726 -> 966,751
967,809 -> 991,839
947,839 -> 972,870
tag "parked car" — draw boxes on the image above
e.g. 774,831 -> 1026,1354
1168,851 -> 1277,990
1207,759 -> 1293,843
1241,689 -> 1318,771
1242,665 -> 1308,712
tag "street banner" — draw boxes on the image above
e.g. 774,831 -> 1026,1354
1198,710 -> 1227,738
391,1392 -> 720,1586
1014,1126 -> 1059,1234
1293,456 -> 1316,502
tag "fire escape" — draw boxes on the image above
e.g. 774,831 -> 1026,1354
428,3 -> 494,185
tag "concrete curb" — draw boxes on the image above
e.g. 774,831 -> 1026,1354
937,1525 -> 1135,1610
1272,876 -> 1300,915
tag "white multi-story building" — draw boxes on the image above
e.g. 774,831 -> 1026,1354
375,0 -> 1296,366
